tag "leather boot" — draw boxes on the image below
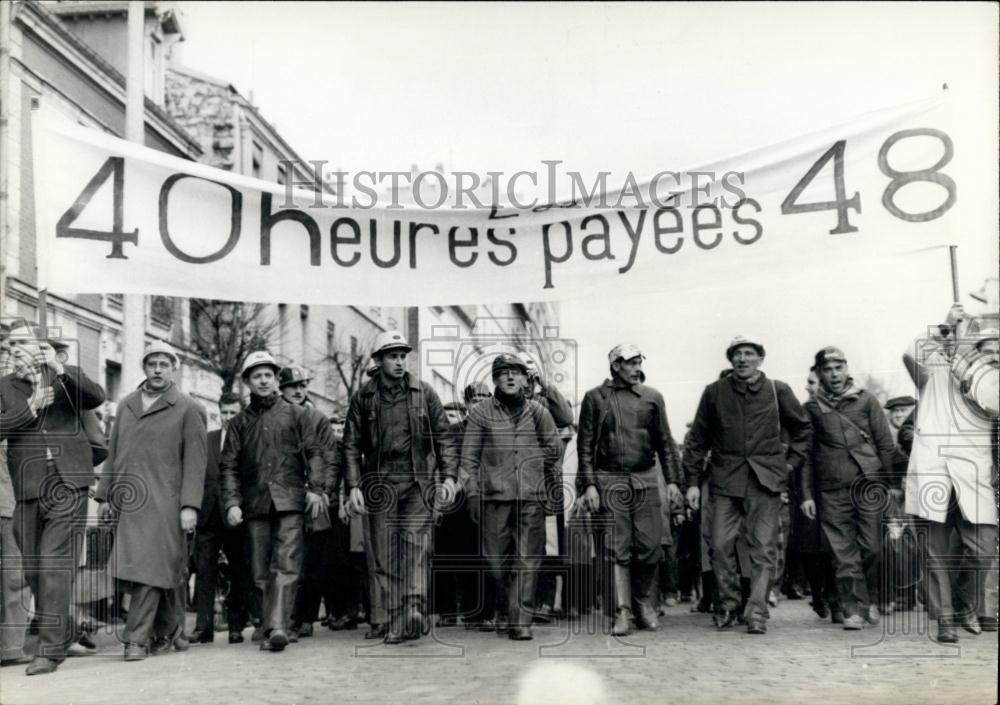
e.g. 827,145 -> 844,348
611,565 -> 632,636
694,572 -> 715,613
632,563 -> 659,631
384,611 -> 404,644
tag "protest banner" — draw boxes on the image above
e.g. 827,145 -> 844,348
35,96 -> 961,305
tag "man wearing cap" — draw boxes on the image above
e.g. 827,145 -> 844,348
278,365 -> 339,640
683,336 -> 811,634
95,341 -> 207,661
902,306 -> 999,641
0,320 -> 105,674
220,351 -> 330,652
799,347 -> 896,630
342,331 -> 457,643
577,343 -> 684,636
461,353 -> 560,640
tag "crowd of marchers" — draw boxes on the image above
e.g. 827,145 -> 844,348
0,302 -> 996,675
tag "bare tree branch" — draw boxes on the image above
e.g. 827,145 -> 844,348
189,299 -> 281,393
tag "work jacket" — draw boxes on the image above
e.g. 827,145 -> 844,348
802,386 -> 896,501
461,396 -> 561,502
342,373 -> 457,489
0,366 -> 105,500
220,393 -> 327,519
576,379 -> 683,493
682,372 -> 811,497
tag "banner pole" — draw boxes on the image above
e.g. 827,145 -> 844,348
121,1 -> 147,393
948,245 -> 960,303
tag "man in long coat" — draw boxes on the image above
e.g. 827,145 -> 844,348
95,341 -> 207,661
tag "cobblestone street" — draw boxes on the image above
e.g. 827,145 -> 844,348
2,602 -> 996,705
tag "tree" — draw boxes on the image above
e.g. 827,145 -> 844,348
317,329 -> 378,417
189,299 -> 281,393
857,373 -> 891,406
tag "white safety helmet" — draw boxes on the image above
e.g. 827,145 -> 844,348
371,331 -> 412,357
240,350 -> 281,379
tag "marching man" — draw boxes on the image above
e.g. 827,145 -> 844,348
342,332 -> 457,644
577,343 -> 684,636
220,351 -> 329,653
683,336 -> 811,634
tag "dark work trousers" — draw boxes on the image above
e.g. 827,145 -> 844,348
659,541 -> 679,600
193,508 -> 251,634
926,494 -> 999,621
818,482 -> 883,617
596,483 -> 662,566
121,582 -> 183,645
349,551 -> 371,622
483,500 -> 545,628
676,518 -> 700,598
12,468 -> 88,661
364,480 -> 432,619
711,473 -> 781,622
294,526 -> 337,626
432,501 -> 478,618
801,551 -> 840,610
1,516 -> 30,661
247,508 -> 304,634
566,510 -> 597,614
329,515 -> 353,620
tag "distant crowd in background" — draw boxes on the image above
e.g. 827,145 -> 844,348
0,300 -> 997,676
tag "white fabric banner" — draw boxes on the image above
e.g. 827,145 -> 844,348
34,97 -> 962,305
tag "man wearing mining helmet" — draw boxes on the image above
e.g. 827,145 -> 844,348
683,335 -> 811,635
577,343 -> 684,636
342,331 -> 458,644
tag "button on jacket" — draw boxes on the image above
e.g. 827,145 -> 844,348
461,397 -> 561,501
342,373 -> 457,489
802,387 -> 896,501
220,394 -> 328,519
682,372 -> 811,497
576,379 -> 683,493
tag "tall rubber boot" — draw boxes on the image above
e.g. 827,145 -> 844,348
612,565 -> 632,636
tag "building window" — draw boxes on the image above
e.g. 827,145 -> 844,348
326,322 -> 336,358
105,360 -> 121,405
150,296 -> 174,327
350,335 -> 358,360
277,164 -> 287,185
251,141 -> 263,179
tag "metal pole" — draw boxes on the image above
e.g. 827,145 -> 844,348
0,0 -> 12,323
121,1 -> 146,393
948,245 -> 960,303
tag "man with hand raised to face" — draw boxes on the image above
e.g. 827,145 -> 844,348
800,347 -> 896,631
576,343 -> 684,637
219,351 -> 329,653
683,336 -> 811,635
95,340 -> 207,662
0,320 -> 105,675
342,332 -> 458,644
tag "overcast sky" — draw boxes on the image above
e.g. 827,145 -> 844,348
173,2 -> 998,423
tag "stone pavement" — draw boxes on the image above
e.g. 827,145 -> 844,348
1,601 -> 996,705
